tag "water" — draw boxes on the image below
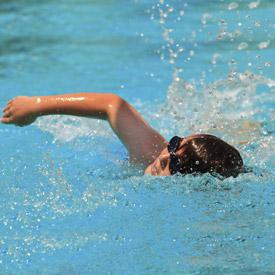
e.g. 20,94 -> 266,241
0,0 -> 274,274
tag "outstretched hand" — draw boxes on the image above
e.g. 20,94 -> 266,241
1,96 -> 38,126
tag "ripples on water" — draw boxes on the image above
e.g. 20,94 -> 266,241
0,0 -> 274,274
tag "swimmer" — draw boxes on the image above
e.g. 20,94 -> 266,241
1,93 -> 243,177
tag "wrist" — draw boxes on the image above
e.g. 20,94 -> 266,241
31,96 -> 44,116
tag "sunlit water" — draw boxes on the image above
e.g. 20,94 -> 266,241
0,0 -> 274,274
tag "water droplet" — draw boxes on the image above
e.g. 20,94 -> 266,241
238,42 -> 248,50
264,62 -> 272,67
248,0 -> 260,9
201,13 -> 211,25
258,40 -> 270,49
168,7 -> 174,13
228,2 -> 239,10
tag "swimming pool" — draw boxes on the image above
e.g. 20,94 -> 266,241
0,0 -> 274,273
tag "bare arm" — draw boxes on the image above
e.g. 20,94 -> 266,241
1,93 -> 167,164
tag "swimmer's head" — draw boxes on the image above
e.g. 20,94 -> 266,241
144,134 -> 243,178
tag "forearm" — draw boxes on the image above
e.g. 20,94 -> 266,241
32,93 -> 118,120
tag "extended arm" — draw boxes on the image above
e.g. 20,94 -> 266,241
1,93 -> 167,165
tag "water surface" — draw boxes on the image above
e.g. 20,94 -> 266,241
0,0 -> 274,274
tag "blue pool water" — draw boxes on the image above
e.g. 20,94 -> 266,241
0,0 -> 274,274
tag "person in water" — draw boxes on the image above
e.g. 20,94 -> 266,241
1,93 -> 243,177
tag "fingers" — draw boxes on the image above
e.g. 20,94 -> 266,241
3,110 -> 11,118
3,105 -> 10,113
1,99 -> 15,124
3,107 -> 11,116
8,98 -> 15,105
2,101 -> 12,113
1,117 -> 12,124
1,106 -> 12,123
2,104 -> 12,118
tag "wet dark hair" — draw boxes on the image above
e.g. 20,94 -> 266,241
175,134 -> 243,178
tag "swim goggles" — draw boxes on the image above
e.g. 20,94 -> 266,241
167,136 -> 183,175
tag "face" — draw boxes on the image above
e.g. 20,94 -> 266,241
144,136 -> 192,176
144,147 -> 171,176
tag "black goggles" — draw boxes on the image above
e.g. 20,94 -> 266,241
167,136 -> 183,175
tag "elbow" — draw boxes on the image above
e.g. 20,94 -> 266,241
106,94 -> 126,117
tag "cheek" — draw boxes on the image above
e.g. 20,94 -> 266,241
144,165 -> 151,175
144,159 -> 160,176
144,162 -> 156,175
